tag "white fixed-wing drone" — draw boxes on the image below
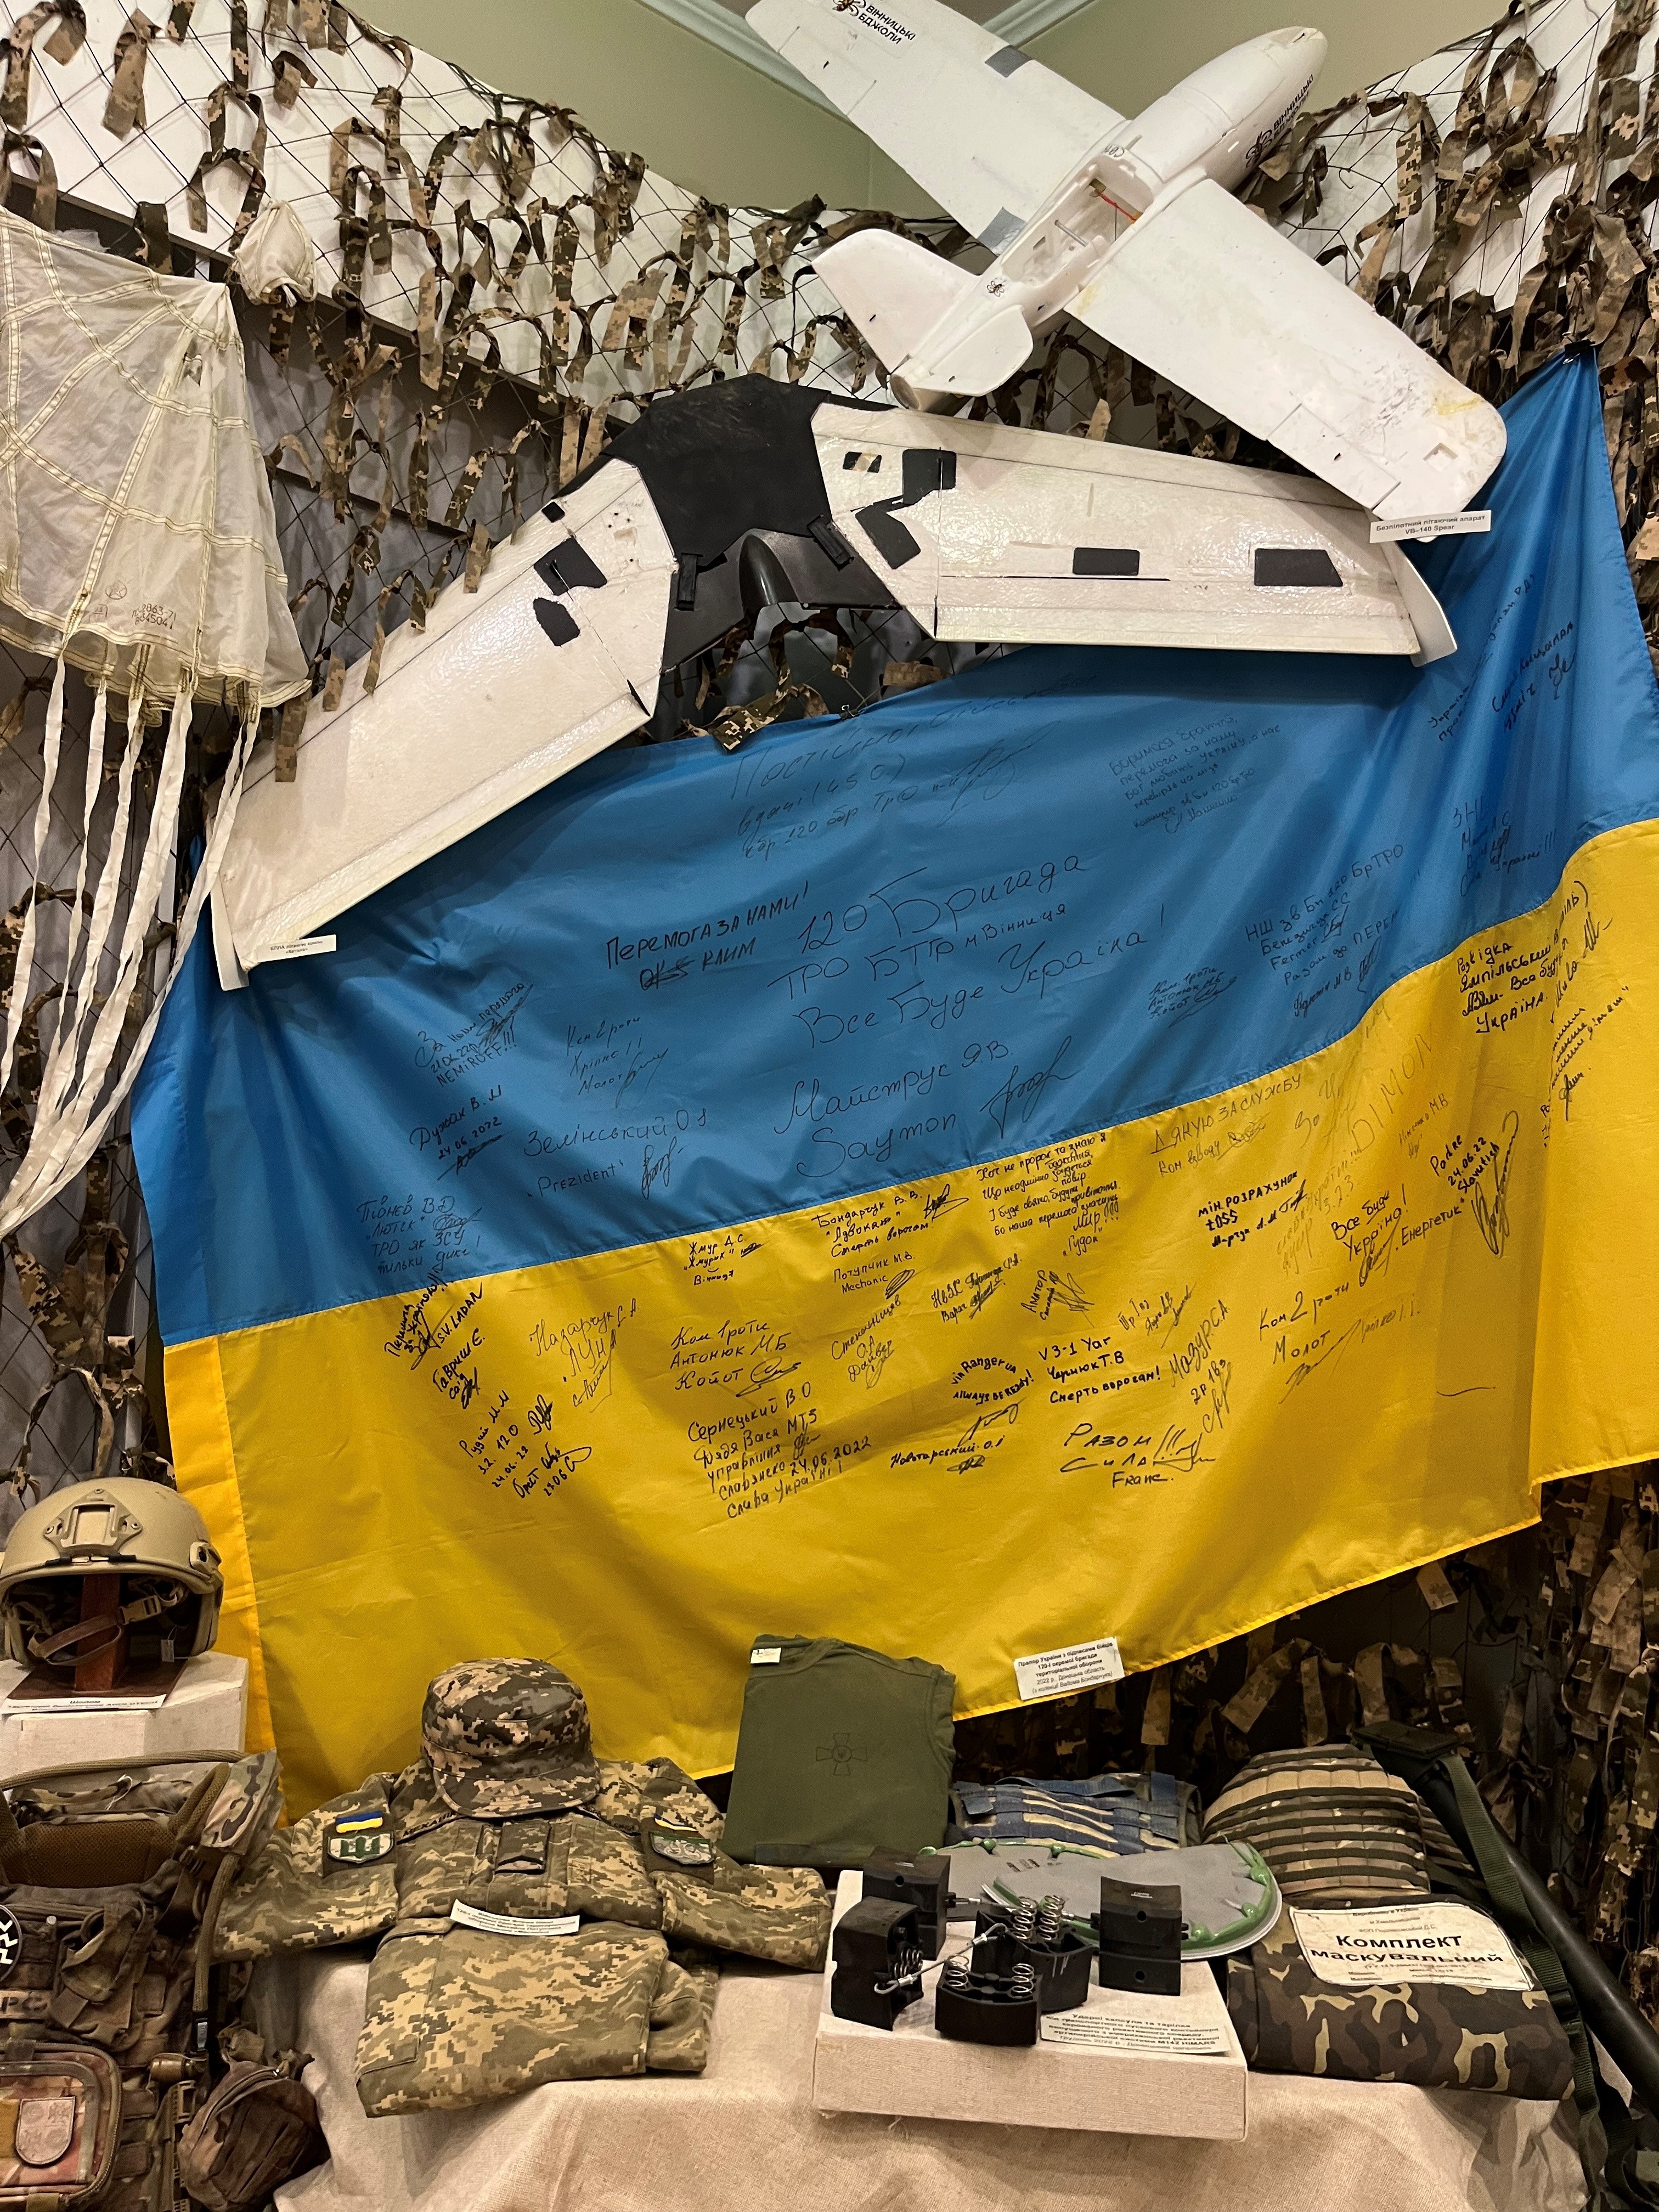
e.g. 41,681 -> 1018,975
749,3 -> 1505,527
215,378 -> 1453,983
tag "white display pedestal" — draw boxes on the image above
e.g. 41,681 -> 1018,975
0,1651 -> 249,1780
813,1870 -> 1248,2140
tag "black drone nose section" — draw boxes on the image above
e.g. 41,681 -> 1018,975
738,534 -> 799,623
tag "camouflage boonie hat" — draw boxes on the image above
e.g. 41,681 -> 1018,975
422,1658 -> 600,1817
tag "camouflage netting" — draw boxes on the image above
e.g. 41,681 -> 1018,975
0,0 -> 1656,2010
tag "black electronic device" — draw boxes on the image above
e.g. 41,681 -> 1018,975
933,1951 -> 1041,2046
830,1897 -> 924,2030
1096,1875 -> 1183,1996
863,1846 -> 951,1959
973,1896 -> 1093,2014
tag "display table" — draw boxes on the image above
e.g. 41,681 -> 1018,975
257,1952 -> 1585,2212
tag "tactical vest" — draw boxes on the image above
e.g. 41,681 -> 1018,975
0,1754 -> 280,2212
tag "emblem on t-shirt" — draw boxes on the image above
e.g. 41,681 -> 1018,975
816,1733 -> 869,1780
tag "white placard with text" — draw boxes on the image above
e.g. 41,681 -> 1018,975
1014,1637 -> 1125,1701
1290,1902 -> 1532,1989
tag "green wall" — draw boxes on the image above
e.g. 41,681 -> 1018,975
365,0 -> 912,209
1037,0 -> 1506,123
365,0 -> 1508,210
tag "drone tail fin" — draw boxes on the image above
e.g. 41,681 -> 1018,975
815,228 -> 978,379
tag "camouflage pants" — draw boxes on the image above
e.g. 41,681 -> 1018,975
354,1920 -> 715,2116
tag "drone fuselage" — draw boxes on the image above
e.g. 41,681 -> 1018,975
831,29 -> 1325,405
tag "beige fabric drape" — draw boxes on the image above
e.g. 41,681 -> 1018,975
256,1953 -> 1585,2212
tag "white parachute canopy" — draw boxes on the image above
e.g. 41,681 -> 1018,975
0,206 -> 306,703
0,205 -> 308,1238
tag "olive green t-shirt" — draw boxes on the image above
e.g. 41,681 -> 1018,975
720,1634 -> 956,1867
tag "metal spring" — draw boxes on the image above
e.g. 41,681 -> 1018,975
873,1943 -> 925,1994
1036,1894 -> 1063,1947
943,1949 -> 974,1991
1011,1961 -> 1036,2001
1011,1898 -> 1037,1946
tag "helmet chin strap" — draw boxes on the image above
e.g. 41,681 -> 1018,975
27,1583 -> 188,1666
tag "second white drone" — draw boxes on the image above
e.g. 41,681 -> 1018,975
750,3 -> 1506,529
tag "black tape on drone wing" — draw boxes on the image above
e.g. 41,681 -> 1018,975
856,449 -> 958,572
532,537 -> 608,647
1254,546 -> 1342,588
536,539 -> 608,595
534,600 -> 580,646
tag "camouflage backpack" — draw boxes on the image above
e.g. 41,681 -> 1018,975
0,1753 -> 297,2211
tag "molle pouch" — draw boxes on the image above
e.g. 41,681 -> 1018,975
176,2059 -> 324,2212
50,1895 -> 154,2028
0,1903 -> 65,2033
0,2045 -> 120,2206
0,1894 -> 157,2049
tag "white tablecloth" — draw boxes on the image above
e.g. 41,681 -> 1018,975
259,1953 -> 1585,2212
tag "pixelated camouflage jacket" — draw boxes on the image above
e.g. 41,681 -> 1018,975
353,1921 -> 718,2114
1227,1909 -> 1574,2098
219,1754 -> 822,2107
218,1754 -> 830,1972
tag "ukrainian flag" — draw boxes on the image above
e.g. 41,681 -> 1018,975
134,354 -> 1659,1811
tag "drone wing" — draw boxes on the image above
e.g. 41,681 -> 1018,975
215,462 -> 676,981
746,0 -> 1119,251
813,404 -> 1454,662
1069,175 -> 1505,525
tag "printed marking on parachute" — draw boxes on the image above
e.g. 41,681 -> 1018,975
263,936 -> 337,962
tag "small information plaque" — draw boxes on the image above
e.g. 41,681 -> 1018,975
1014,1637 -> 1124,1701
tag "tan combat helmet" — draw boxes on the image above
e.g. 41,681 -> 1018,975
0,1477 -> 223,1670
